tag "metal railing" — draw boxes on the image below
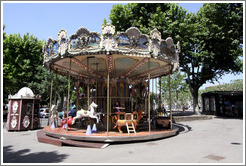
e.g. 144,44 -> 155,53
76,96 -> 148,115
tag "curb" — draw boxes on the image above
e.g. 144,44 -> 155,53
173,115 -> 213,123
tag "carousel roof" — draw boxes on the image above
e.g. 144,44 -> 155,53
43,24 -> 180,83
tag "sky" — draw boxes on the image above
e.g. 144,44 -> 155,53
2,2 -> 244,90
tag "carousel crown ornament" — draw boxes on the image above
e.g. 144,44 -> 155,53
43,24 -> 180,83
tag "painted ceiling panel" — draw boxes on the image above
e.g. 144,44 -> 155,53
115,57 -> 137,77
130,62 -> 159,77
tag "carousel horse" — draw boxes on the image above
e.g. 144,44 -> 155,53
112,109 -> 143,133
97,112 -> 105,126
72,101 -> 99,124
50,105 -> 58,128
59,117 -> 73,131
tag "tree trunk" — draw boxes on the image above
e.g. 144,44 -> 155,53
191,87 -> 200,114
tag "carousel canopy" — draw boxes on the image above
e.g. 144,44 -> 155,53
43,24 -> 180,84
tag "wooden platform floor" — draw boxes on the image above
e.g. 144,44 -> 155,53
37,130 -> 109,148
42,126 -> 179,143
43,126 -> 173,137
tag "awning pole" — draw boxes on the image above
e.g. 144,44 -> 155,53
131,97 -> 133,112
48,71 -> 53,128
66,58 -> 71,132
107,55 -> 110,137
155,78 -> 157,109
87,57 -> 90,108
76,81 -> 79,113
169,72 -> 172,129
96,63 -> 98,105
152,77 -> 154,111
54,70 -> 58,125
147,57 -> 151,133
54,70 -> 57,106
106,61 -> 110,137
148,73 -> 151,133
159,77 -> 162,108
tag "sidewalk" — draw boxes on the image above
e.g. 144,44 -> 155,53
166,109 -> 213,122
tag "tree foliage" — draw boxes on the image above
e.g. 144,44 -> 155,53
108,3 -> 243,113
160,71 -> 189,109
184,3 -> 243,112
3,33 -> 43,103
184,3 -> 243,86
27,66 -> 69,107
200,79 -> 243,93
110,3 -> 187,38
3,32 -> 69,107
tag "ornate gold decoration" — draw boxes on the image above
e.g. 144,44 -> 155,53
23,116 -> 30,128
11,116 -> 17,128
12,101 -> 18,114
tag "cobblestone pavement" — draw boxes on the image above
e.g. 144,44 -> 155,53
2,117 -> 244,164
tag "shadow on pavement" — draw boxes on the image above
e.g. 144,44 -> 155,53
173,123 -> 192,134
3,145 -> 68,163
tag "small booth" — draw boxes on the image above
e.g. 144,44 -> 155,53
201,91 -> 243,117
7,87 -> 40,131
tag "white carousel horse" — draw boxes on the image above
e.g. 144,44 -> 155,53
50,105 -> 58,128
72,101 -> 99,124
50,105 -> 58,119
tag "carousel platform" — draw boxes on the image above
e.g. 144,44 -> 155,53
37,130 -> 109,148
38,125 -> 179,147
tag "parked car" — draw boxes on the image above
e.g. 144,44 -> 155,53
39,108 -> 49,118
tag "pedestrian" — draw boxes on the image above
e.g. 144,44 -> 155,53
182,104 -> 185,112
114,101 -> 121,112
161,103 -> 168,116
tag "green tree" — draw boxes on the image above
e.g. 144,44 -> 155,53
185,3 -> 243,113
3,24 -> 6,39
110,3 -> 186,37
160,71 -> 188,110
102,18 -> 109,26
108,3 -> 243,114
179,90 -> 192,108
150,92 -> 158,110
227,79 -> 243,91
3,31 -> 74,109
3,33 -> 43,103
200,79 -> 243,93
27,66 -> 69,107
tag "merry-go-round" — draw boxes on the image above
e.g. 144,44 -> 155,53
39,24 -> 181,144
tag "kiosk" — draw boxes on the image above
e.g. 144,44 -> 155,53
7,87 -> 40,131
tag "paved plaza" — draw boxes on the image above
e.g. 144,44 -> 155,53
2,117 -> 244,164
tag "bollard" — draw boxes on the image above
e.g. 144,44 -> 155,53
92,123 -> 97,133
51,121 -> 56,128
86,124 -> 92,135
